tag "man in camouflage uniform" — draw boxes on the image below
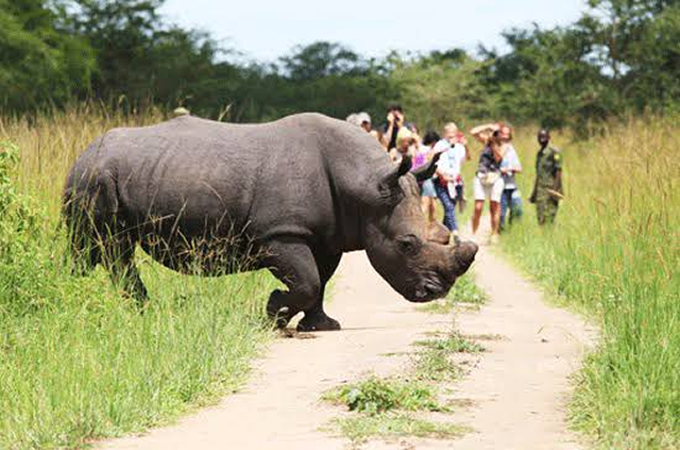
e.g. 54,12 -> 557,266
529,129 -> 563,224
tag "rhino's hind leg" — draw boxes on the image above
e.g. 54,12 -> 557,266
104,235 -> 148,308
297,253 -> 342,332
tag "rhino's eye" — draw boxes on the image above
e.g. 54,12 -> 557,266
397,234 -> 421,256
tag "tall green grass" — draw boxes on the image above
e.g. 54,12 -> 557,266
500,116 -> 679,449
0,106 -> 279,449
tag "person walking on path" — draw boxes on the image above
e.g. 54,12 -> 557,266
433,123 -> 466,238
498,125 -> 523,230
415,131 -> 441,224
441,124 -> 470,213
529,129 -> 564,225
470,123 -> 505,242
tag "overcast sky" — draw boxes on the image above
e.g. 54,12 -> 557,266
161,0 -> 587,62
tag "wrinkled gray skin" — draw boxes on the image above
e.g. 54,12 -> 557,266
63,113 -> 478,331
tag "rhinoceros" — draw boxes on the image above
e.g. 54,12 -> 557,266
63,113 -> 478,331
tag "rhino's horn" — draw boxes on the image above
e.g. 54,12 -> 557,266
397,154 -> 412,177
377,155 -> 412,205
412,152 -> 441,183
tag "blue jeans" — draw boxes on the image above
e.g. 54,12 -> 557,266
500,188 -> 523,229
434,182 -> 458,231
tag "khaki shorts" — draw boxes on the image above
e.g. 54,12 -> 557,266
473,175 -> 504,203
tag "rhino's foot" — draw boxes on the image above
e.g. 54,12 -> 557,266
297,312 -> 341,332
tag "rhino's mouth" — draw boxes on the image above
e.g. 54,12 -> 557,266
410,271 -> 449,302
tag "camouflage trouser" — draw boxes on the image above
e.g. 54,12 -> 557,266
535,193 -> 559,225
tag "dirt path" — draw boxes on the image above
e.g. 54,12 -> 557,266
99,244 -> 593,450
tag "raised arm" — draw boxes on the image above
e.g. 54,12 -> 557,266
470,123 -> 498,144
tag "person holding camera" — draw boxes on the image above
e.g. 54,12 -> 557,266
380,104 -> 410,151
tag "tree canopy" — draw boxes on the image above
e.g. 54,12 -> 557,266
1,0 -> 678,127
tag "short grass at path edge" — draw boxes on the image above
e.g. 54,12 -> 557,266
497,117 -> 679,450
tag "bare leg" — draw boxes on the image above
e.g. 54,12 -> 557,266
490,201 -> 501,235
472,200 -> 484,234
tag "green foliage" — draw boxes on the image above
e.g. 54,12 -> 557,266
418,271 -> 487,314
0,0 -> 95,112
411,332 -> 484,382
324,377 -> 443,415
482,0 -> 680,128
389,54 -> 491,130
330,413 -> 467,444
2,0 -> 678,126
501,117 -> 679,449
0,135 -> 280,448
414,332 -> 485,354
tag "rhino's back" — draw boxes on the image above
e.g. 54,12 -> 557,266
67,114 -> 338,243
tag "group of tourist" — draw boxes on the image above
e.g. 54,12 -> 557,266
346,105 -> 564,243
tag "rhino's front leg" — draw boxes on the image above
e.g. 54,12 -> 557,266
297,253 -> 342,332
264,240 -> 321,329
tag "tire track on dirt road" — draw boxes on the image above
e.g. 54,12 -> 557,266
99,244 -> 594,450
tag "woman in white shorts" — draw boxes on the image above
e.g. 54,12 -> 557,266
470,124 -> 505,240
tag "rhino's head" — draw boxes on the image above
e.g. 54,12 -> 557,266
363,156 -> 478,302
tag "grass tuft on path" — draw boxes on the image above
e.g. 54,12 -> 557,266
323,377 -> 445,415
322,323 -> 485,443
417,271 -> 487,314
329,413 -> 468,445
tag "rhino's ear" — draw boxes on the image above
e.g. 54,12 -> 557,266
412,151 -> 441,183
377,155 -> 411,205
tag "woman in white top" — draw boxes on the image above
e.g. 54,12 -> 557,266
470,122 -> 506,241
498,125 -> 523,229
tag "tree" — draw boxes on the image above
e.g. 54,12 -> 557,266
388,53 -> 492,130
0,0 -> 95,112
69,0 -> 164,104
279,42 -> 367,80
582,0 -> 680,110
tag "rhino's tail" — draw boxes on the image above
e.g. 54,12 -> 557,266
62,184 -> 103,275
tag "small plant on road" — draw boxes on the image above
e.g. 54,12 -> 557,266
322,329 -> 482,443
418,272 -> 487,314
331,413 -> 467,445
414,332 -> 485,354
323,377 -> 444,414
